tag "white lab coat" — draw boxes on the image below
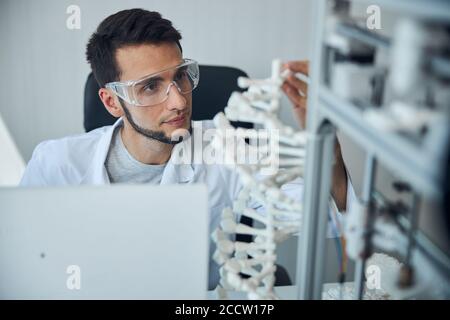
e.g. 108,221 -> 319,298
20,118 -> 354,290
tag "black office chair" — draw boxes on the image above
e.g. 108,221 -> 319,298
83,65 -> 292,286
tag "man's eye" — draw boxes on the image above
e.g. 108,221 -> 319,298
142,81 -> 161,92
175,70 -> 187,81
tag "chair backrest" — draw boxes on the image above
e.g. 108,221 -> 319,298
83,65 -> 252,132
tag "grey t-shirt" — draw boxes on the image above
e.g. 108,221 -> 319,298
105,125 -> 166,184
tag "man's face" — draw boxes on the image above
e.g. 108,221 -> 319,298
114,42 -> 192,143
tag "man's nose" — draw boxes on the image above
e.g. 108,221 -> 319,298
166,82 -> 187,111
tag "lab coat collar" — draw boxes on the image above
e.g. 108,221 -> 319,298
80,118 -> 195,185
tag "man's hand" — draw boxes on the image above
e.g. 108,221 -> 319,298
281,60 -> 309,129
281,60 -> 348,212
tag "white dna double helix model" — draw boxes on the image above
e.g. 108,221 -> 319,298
210,59 -> 308,299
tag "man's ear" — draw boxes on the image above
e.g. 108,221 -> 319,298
99,88 -> 124,118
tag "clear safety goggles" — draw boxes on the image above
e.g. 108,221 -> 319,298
105,59 -> 199,107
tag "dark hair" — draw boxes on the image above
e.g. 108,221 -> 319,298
86,9 -> 182,87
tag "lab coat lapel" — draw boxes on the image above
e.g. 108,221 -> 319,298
80,118 -> 124,185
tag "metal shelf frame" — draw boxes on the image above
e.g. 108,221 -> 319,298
319,86 -> 443,199
295,0 -> 450,300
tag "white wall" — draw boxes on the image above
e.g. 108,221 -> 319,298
0,0 -> 313,161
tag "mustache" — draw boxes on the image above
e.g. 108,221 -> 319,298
161,111 -> 189,124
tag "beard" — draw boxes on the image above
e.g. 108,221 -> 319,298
120,100 -> 191,145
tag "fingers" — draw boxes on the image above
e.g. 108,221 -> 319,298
286,73 -> 308,96
282,82 -> 307,128
282,60 -> 309,76
282,82 -> 306,108
281,60 -> 309,129
281,61 -> 309,129
281,60 -> 309,96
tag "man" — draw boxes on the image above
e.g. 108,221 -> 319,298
20,9 -> 350,289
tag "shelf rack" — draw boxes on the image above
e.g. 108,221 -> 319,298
295,0 -> 450,299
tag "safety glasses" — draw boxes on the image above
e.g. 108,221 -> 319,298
105,59 -> 199,107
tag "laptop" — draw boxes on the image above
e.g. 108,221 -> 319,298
0,184 -> 209,299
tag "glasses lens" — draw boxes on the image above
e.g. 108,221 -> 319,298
134,60 -> 199,106
134,76 -> 169,106
175,62 -> 199,93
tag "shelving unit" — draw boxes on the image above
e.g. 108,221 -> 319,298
295,0 -> 450,300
